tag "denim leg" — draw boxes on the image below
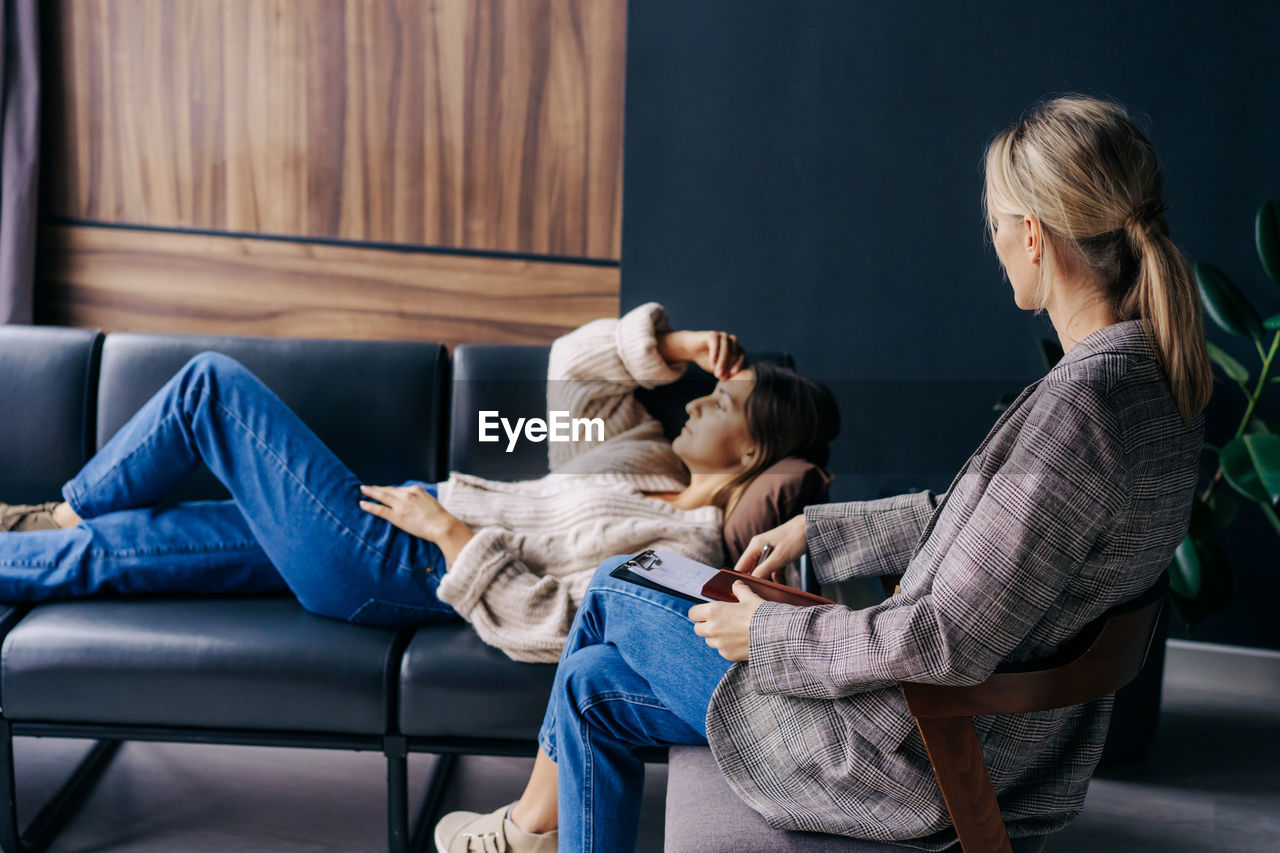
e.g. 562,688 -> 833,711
537,556 -> 733,853
0,501 -> 289,600
58,353 -> 451,625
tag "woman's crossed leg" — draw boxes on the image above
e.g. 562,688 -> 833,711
0,353 -> 452,626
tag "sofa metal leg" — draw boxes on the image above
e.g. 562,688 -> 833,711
22,739 -> 121,853
0,723 -> 121,853
386,735 -> 409,853
410,752 -> 457,853
0,720 -> 20,853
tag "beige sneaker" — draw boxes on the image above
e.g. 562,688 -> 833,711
434,804 -> 558,853
0,502 -> 61,533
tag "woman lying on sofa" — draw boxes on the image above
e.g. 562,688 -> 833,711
0,304 -> 838,662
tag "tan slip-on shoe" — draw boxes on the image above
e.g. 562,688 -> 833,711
434,804 -> 558,853
0,502 -> 61,533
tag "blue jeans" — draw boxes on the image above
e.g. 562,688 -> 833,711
0,352 -> 453,627
538,556 -> 734,853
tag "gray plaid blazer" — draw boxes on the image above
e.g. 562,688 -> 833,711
705,320 -> 1204,849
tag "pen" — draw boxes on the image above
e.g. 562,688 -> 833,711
758,544 -> 773,566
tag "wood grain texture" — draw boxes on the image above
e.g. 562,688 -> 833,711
36,225 -> 620,347
43,0 -> 625,259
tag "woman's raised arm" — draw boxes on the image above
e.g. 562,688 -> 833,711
545,302 -> 741,472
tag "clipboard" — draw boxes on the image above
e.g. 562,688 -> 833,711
610,548 -> 832,606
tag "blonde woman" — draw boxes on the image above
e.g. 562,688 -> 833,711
435,95 -> 1209,852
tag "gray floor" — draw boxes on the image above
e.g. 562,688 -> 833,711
1049,683 -> 1280,852
11,668 -> 1279,852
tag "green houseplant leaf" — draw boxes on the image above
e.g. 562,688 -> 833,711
1258,199 -> 1280,286
1219,433 -> 1280,505
1169,205 -> 1280,628
1195,262 -> 1264,339
1168,536 -> 1202,599
1206,341 -> 1249,383
1168,541 -> 1232,630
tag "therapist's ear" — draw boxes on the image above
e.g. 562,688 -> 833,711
1024,215 -> 1043,265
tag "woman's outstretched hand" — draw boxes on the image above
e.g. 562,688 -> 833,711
732,514 -> 808,581
656,330 -> 746,380
359,484 -> 475,564
688,581 -> 766,661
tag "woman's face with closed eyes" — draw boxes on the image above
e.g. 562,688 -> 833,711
671,368 -> 757,474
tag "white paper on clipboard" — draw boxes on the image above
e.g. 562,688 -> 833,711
623,549 -> 720,602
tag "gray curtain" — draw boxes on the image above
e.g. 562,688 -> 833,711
0,0 -> 39,325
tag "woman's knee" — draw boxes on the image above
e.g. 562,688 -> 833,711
179,352 -> 250,388
589,553 -> 635,587
173,353 -> 271,414
576,555 -> 638,621
556,645 -> 662,745
558,644 -> 625,712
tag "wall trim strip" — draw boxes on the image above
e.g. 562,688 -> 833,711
46,218 -> 622,269
1165,638 -> 1280,700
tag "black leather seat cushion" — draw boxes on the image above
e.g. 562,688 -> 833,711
0,326 -> 101,500
96,333 -> 449,504
447,344 -> 793,481
398,621 -> 555,740
0,599 -> 400,734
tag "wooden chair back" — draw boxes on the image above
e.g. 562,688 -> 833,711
899,575 -> 1169,853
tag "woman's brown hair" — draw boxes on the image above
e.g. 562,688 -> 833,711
710,361 -> 841,516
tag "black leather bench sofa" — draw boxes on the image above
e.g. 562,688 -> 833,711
0,325 -> 738,853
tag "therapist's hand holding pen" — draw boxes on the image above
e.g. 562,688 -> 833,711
732,514 -> 809,582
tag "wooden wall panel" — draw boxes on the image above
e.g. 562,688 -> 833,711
44,0 -> 625,259
37,225 -> 620,347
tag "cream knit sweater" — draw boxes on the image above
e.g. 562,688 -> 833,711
434,303 -> 725,662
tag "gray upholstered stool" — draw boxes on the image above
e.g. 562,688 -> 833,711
664,746 -> 1049,853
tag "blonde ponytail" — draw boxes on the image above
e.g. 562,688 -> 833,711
985,95 -> 1213,424
1121,217 -> 1214,422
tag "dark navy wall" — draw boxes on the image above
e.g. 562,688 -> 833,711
620,0 -> 1280,647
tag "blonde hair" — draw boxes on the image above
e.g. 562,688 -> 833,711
983,95 -> 1212,424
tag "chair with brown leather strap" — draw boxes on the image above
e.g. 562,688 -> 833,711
665,572 -> 1168,852
900,573 -> 1170,853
